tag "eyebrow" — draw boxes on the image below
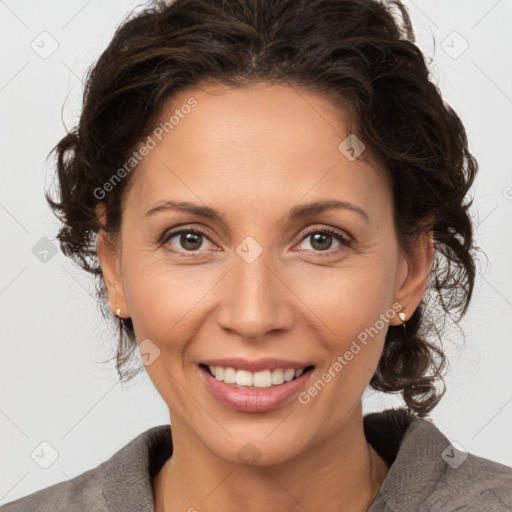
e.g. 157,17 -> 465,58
145,199 -> 369,223
288,200 -> 369,222
145,200 -> 227,221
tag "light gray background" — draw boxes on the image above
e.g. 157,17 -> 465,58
1,0 -> 511,504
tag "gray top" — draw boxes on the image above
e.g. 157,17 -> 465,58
2,408 -> 511,511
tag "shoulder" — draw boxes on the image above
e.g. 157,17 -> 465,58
0,465 -> 105,512
1,424 -> 172,512
366,408 -> 512,511
424,444 -> 512,511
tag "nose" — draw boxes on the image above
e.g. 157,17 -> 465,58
215,252 -> 294,340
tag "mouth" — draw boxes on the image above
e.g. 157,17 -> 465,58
198,362 -> 315,413
199,363 -> 315,389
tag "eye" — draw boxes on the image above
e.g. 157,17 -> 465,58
295,228 -> 351,255
160,226 -> 352,257
161,228 -> 216,255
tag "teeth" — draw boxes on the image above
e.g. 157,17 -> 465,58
252,370 -> 271,388
208,366 -> 308,388
284,369 -> 295,382
223,367 -> 236,384
235,369 -> 253,387
271,369 -> 284,385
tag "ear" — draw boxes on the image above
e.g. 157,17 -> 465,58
95,204 -> 129,318
389,228 -> 434,326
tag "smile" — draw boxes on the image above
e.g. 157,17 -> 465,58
203,364 -> 311,389
198,362 -> 315,413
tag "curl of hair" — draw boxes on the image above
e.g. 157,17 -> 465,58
47,0 -> 479,416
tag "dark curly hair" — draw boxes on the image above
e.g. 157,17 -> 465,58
46,0 -> 479,417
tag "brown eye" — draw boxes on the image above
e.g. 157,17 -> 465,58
162,228 -> 213,253
296,229 -> 351,255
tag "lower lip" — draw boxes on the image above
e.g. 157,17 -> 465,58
199,365 -> 314,413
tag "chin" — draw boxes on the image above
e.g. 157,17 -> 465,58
204,429 -> 310,468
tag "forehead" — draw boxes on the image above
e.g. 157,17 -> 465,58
125,82 -> 392,226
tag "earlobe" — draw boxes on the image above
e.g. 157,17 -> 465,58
389,230 -> 434,326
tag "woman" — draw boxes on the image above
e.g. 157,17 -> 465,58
4,0 -> 511,510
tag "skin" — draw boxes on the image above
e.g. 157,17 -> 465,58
96,82 -> 434,512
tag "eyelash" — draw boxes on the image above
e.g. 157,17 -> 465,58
160,226 -> 352,258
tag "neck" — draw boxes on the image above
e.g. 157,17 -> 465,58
153,404 -> 389,512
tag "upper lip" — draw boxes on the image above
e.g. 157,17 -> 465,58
200,358 -> 314,373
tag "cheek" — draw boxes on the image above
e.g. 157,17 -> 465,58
121,255 -> 219,349
121,261 -> 216,409
289,256 -> 396,397
292,256 -> 396,338
292,263 -> 395,414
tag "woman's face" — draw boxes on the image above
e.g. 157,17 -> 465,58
98,82 -> 432,465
